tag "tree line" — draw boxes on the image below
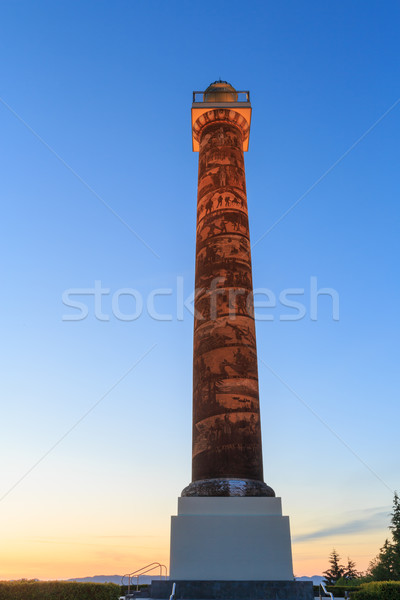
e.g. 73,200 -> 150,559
323,492 -> 400,585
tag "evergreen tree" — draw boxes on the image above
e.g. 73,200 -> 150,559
369,539 -> 394,580
323,549 -> 344,585
343,557 -> 359,580
389,492 -> 400,549
369,492 -> 400,581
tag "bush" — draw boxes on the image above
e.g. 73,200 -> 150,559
313,584 -> 361,596
329,585 -> 361,596
336,576 -> 372,587
0,581 -> 121,600
120,583 -> 149,596
351,581 -> 400,599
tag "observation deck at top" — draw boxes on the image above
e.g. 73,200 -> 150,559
191,81 -> 252,152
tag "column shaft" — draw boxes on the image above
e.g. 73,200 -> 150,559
178,110 -> 276,500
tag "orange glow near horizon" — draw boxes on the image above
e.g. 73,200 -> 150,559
0,528 -> 385,581
0,535 -> 170,581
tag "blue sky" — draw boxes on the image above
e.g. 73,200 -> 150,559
0,0 -> 399,579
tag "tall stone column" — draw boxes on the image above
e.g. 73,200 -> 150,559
164,84 -> 310,596
182,84 -> 274,497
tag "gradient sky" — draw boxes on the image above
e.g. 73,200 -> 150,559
1,0 -> 399,581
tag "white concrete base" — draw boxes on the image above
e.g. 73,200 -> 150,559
169,496 -> 294,581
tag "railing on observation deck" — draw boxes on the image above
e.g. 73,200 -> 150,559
192,90 -> 250,103
319,582 -> 335,599
121,562 -> 168,595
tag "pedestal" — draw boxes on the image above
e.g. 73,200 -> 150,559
150,580 -> 314,600
169,497 -> 294,580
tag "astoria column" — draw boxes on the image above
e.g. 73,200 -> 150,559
182,81 -> 275,498
166,83 -> 306,591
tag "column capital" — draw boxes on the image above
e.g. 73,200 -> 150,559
192,109 -> 250,152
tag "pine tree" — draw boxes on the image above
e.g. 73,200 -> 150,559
369,539 -> 394,580
389,492 -> 400,547
389,491 -> 400,579
323,549 -> 344,585
343,557 -> 359,580
369,492 -> 400,581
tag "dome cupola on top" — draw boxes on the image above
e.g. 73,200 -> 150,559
204,80 -> 238,103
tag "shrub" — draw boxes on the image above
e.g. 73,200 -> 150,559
0,581 -> 121,600
120,583 -> 149,596
351,581 -> 400,599
313,584 -> 361,596
328,585 -> 361,596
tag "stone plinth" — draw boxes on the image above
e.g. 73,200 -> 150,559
150,580 -> 314,600
169,497 -> 294,581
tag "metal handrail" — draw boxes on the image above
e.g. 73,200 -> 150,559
121,562 -> 167,594
319,582 -> 334,600
169,582 -> 176,600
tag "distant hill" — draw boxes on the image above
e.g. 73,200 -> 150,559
296,575 -> 324,585
66,575 -> 166,585
67,574 -> 323,586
